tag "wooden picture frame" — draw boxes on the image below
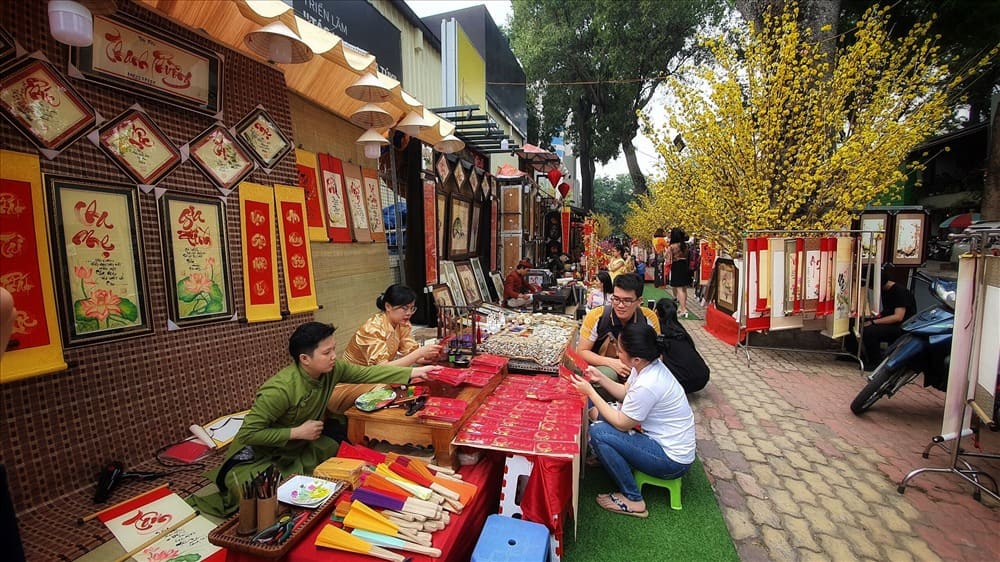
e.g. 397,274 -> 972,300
456,261 -> 482,306
342,162 -> 371,242
716,258 -> 738,316
0,25 -> 17,69
0,56 -> 96,153
490,272 -> 505,303
453,161 -> 467,192
859,213 -> 886,265
70,13 -> 223,116
158,192 -> 234,327
448,195 -> 471,259
439,260 -> 466,307
96,107 -> 181,186
436,153 -> 451,184
234,107 -> 292,169
188,122 -> 255,192
471,258 -> 492,303
469,203 -> 482,257
45,175 -> 152,346
431,283 -> 454,309
892,212 -> 927,266
436,192 -> 448,258
469,168 -> 480,196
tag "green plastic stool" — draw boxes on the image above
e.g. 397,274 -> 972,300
634,470 -> 682,510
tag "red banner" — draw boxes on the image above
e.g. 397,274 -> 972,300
700,242 -> 716,285
274,184 -> 318,314
0,179 -> 51,350
295,149 -> 328,242
561,207 -> 570,254
244,202 -> 275,306
317,153 -> 352,243
423,178 -> 438,285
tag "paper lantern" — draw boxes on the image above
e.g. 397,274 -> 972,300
547,168 -> 563,187
557,182 -> 571,199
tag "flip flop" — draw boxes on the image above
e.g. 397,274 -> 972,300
597,493 -> 648,518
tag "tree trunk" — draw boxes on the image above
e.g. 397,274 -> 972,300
982,104 -> 1000,221
621,137 -> 647,194
576,97 -> 596,211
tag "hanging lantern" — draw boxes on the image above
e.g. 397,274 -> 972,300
557,182 -> 571,199
547,168 -> 563,187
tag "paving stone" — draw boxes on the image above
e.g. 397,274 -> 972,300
800,444 -> 828,465
870,503 -> 912,534
722,506 -> 757,541
798,549 -> 832,562
714,478 -> 746,510
734,471 -> 768,499
740,444 -> 768,463
836,487 -> 874,517
881,547 -> 915,562
855,513 -> 900,551
851,479 -> 887,505
696,438 -> 723,460
761,526 -> 797,561
721,450 -> 752,472
747,496 -> 782,528
817,534 -> 861,561
736,541 -> 772,562
898,535 -> 944,562
800,505 -> 839,536
755,438 -> 784,457
750,462 -> 784,489
715,434 -> 740,452
709,417 -> 730,436
769,488 -> 803,516
784,478 -> 818,505
814,464 -> 850,487
703,457 -> 734,481
781,514 -> 821,552
841,525 -> 883,559
768,456 -> 800,478
732,431 -> 754,447
784,450 -> 813,471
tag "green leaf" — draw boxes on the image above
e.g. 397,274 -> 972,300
176,278 -> 198,302
118,298 -> 139,322
73,300 -> 99,332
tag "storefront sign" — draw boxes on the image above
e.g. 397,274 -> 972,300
159,193 -> 233,327
291,0 -> 402,81
274,184 -> 318,314
72,14 -> 222,116
96,107 -> 181,186
47,175 -> 152,345
0,151 -> 66,382
239,182 -> 281,323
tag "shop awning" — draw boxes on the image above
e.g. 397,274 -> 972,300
136,0 -> 455,146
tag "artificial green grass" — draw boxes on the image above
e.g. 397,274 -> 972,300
561,458 -> 738,562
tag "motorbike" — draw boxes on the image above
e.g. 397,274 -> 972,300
926,237 -> 953,261
850,271 -> 957,415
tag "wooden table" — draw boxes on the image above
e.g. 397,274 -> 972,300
344,368 -> 505,469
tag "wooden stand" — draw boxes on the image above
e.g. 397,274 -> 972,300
345,369 -> 506,469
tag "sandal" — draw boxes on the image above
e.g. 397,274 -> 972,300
585,455 -> 601,467
597,493 -> 648,518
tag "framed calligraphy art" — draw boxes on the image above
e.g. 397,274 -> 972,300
158,192 -> 234,327
455,261 -> 482,307
490,272 -> 505,304
361,167 -> 386,242
436,192 -> 448,259
0,25 -> 17,69
448,195 -> 471,260
892,212 -> 927,266
858,213 -> 886,265
469,169 -> 480,196
317,153 -> 352,243
95,107 -> 181,186
238,182 -> 281,323
234,107 -> 292,169
715,258 -> 738,316
423,178 -> 438,285
341,162 -> 371,242
439,260 -> 466,307
273,184 -> 318,314
470,257 -> 492,304
295,149 -> 330,242
430,283 -> 454,309
453,161 -> 467,193
45,175 -> 153,346
188,122 -> 255,194
70,13 -> 223,116
435,153 -> 451,184
0,150 -> 66,382
0,56 -> 96,156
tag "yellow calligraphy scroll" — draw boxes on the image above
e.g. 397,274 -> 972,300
295,149 -> 329,242
274,184 -> 318,314
0,150 -> 67,382
239,182 -> 281,323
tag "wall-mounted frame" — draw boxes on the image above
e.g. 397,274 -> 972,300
859,213 -> 887,265
469,168 -> 479,195
96,107 -> 181,186
453,161 -> 467,192
456,261 -> 482,306
430,283 -> 454,309
188,122 -> 255,192
469,202 -> 482,257
490,272 -> 505,303
158,192 -> 234,326
435,153 -> 451,185
448,195 -> 471,259
892,212 -> 927,266
470,257 -> 492,304
342,162 -> 371,242
234,107 -> 292,169
70,13 -> 223,116
436,192 -> 448,258
0,56 -> 96,153
715,258 -> 738,316
439,260 -> 466,307
0,25 -> 17,69
45,175 -> 152,346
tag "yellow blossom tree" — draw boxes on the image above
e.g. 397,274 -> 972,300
628,2 -> 997,254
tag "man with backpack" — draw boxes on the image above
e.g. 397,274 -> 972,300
577,274 -> 660,381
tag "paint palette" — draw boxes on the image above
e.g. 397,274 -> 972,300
277,476 -> 339,508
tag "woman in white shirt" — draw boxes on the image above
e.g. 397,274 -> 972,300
569,322 -> 696,517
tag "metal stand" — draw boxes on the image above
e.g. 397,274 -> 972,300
734,229 -> 879,369
898,228 -> 1000,502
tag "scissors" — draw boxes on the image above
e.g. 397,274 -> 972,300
251,512 -> 305,544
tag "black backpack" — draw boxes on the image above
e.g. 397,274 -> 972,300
658,334 -> 710,393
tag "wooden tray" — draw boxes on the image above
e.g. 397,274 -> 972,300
207,480 -> 345,558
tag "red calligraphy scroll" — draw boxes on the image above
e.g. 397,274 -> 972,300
317,153 -> 352,243
295,149 -> 329,242
273,184 -> 317,314
423,178 -> 438,285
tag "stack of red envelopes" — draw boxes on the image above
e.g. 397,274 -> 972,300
417,397 -> 468,422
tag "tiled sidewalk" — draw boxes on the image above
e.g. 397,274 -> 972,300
683,304 -> 1000,561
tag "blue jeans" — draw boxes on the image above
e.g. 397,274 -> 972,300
589,421 -> 692,501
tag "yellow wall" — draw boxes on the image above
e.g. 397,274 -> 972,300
287,93 -> 391,350
371,0 -> 444,106
456,26 -> 487,112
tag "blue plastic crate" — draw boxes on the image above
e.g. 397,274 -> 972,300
472,514 -> 550,562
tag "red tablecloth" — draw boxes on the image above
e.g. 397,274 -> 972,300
225,453 -> 503,562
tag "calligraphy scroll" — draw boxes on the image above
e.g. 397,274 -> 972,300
802,238 -> 821,317
341,162 -> 371,242
360,167 -> 385,242
423,178 -> 438,284
239,182 -> 280,323
317,153 -> 351,243
48,175 -> 153,344
745,238 -> 768,332
769,237 -> 802,331
158,192 -> 234,327
490,199 -> 498,271
294,149 -> 329,242
0,150 -> 65,382
700,242 -> 716,286
273,184 -> 318,314
824,236 -> 854,339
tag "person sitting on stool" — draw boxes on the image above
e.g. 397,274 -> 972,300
504,259 -> 535,308
848,269 -> 916,370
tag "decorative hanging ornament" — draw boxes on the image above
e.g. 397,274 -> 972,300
557,182 -> 571,199
547,168 -> 563,187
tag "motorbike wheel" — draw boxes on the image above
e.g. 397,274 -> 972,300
851,364 -> 907,415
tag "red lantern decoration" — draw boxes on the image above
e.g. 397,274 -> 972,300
557,182 -> 571,199
547,168 -> 563,187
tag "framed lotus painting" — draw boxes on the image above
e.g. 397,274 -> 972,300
45,176 -> 152,346
158,192 -> 234,327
